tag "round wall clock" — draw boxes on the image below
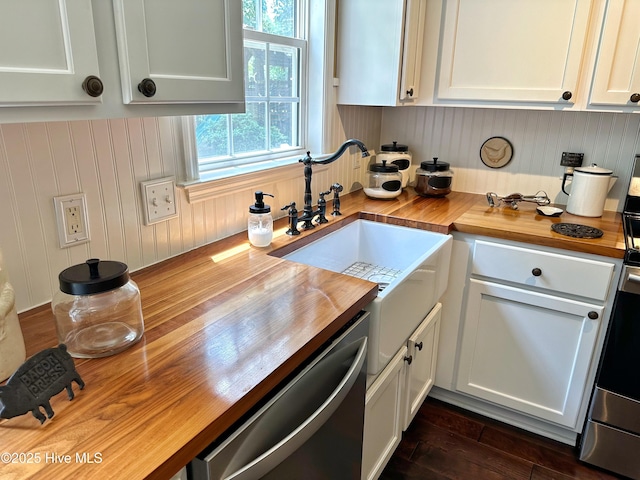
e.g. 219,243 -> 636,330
480,136 -> 513,168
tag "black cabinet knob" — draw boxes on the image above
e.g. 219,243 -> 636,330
138,78 -> 157,98
631,93 -> 640,103
415,341 -> 423,351
82,75 -> 104,97
404,355 -> 413,365
562,91 -> 572,101
588,311 -> 599,320
406,88 -> 414,97
532,268 -> 542,277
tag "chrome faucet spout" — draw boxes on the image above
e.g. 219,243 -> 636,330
298,139 -> 369,230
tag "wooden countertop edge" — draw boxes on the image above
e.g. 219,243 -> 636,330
452,222 -> 625,259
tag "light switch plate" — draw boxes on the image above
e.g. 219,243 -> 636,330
140,177 -> 178,225
53,193 -> 90,248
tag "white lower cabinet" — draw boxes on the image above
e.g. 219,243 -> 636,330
362,346 -> 407,480
362,303 -> 442,480
434,234 -> 622,444
403,303 -> 441,430
456,280 -> 603,428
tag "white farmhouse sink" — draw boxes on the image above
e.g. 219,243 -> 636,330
280,219 -> 452,376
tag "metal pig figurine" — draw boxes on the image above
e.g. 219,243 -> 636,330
0,344 -> 85,424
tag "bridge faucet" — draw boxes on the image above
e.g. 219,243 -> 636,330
298,139 -> 369,229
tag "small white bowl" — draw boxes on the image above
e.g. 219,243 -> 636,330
536,206 -> 564,217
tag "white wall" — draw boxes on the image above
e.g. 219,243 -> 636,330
0,105 -> 382,312
382,106 -> 640,208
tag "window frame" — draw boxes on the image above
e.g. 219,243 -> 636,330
180,0 -> 312,186
180,0 -> 335,203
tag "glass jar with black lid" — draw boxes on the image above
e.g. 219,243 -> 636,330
52,259 -> 144,358
415,158 -> 453,197
364,160 -> 403,199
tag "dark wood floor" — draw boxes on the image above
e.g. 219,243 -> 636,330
380,397 -> 627,480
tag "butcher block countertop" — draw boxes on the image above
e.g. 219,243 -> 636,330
5,189 -> 625,480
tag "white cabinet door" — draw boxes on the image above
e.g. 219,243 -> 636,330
337,0 -> 426,106
437,0 -> 592,104
398,0 -> 427,102
113,0 -> 244,104
0,1 -> 101,105
362,346 -> 407,480
403,303 -> 441,431
589,0 -> 640,108
456,279 -> 603,428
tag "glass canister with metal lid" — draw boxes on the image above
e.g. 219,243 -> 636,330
415,158 -> 454,197
52,259 -> 144,358
364,160 -> 403,199
378,141 -> 412,188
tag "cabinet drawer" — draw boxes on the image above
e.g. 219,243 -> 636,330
472,240 -> 615,301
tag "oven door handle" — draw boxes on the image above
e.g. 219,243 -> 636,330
628,273 -> 640,284
621,266 -> 640,293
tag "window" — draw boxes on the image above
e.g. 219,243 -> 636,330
190,0 -> 307,180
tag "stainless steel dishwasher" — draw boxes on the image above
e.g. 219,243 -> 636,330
189,311 -> 369,480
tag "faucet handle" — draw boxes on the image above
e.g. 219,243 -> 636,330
281,201 -> 297,212
330,183 -> 343,216
316,191 -> 331,225
281,202 -> 300,236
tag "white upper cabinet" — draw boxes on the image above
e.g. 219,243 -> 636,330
113,0 -> 244,105
436,0 -> 592,105
0,1 -> 102,106
337,0 -> 427,106
0,0 -> 244,123
588,0 -> 640,110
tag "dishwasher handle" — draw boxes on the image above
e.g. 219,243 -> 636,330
224,337 -> 367,480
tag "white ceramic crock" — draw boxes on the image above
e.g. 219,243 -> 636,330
562,164 -> 617,217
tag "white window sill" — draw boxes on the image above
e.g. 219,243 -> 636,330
179,155 -> 329,203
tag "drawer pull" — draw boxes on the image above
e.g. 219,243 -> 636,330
404,355 -> 413,365
532,268 -> 542,277
588,311 -> 599,320
415,341 -> 423,351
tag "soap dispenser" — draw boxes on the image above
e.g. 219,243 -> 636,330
248,191 -> 274,247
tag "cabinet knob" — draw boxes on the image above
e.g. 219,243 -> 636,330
404,355 -> 413,365
588,311 -> 599,320
406,88 -> 414,97
415,341 -> 423,351
631,93 -> 640,103
532,268 -> 542,277
561,91 -> 572,101
138,78 -> 157,98
82,75 -> 104,97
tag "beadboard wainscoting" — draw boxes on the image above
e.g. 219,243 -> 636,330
0,105 -> 382,312
382,107 -> 640,209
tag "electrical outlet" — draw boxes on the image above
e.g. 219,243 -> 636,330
53,193 -> 90,248
140,177 -> 178,225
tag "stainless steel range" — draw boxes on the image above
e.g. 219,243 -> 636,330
579,154 -> 640,480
